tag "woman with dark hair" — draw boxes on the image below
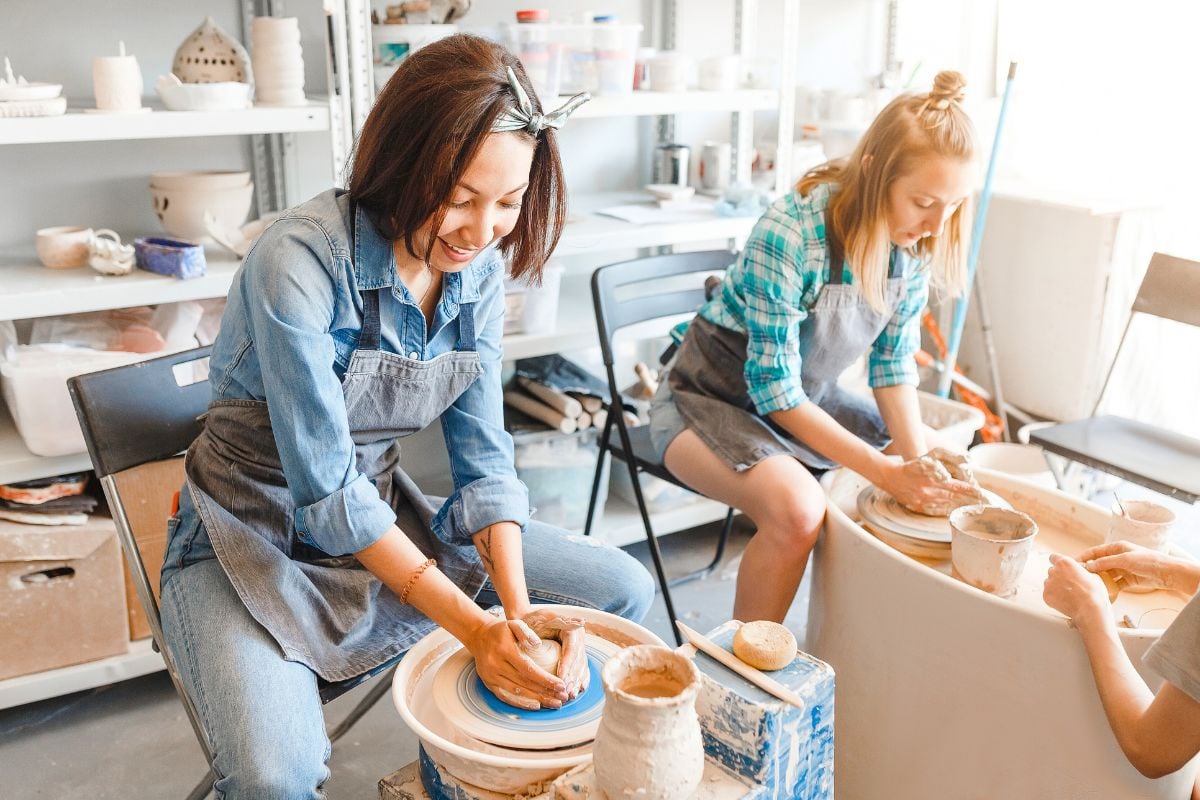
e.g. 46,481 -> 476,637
158,34 -> 654,797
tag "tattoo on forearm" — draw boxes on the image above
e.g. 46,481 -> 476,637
479,528 -> 496,574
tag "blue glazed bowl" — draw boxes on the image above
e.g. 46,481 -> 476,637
133,237 -> 207,280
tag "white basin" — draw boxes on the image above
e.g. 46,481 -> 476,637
809,467 -> 1199,799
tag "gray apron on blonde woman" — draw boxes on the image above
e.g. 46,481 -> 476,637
656,245 -> 908,472
184,229 -> 487,683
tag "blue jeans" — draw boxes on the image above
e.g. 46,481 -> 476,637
159,521 -> 654,799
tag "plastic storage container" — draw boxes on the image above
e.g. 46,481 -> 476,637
371,24 -> 458,92
1,345 -> 148,456
512,426 -> 609,531
609,459 -> 696,513
503,261 -> 563,336
916,390 -> 986,451
503,21 -> 642,98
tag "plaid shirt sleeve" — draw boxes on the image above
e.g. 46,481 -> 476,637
868,261 -> 929,389
741,211 -> 812,415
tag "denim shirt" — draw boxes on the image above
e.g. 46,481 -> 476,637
169,189 -> 528,571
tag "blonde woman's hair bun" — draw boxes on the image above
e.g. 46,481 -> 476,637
926,70 -> 966,111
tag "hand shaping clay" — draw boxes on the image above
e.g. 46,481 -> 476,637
732,620 -> 797,671
525,638 -> 562,674
904,449 -> 990,517
1098,569 -> 1123,603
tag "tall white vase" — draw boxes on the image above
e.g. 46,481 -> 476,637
592,645 -> 704,800
251,16 -> 305,106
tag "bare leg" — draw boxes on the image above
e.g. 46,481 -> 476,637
663,429 -> 824,623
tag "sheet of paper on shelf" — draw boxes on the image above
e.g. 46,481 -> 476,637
595,199 -> 718,225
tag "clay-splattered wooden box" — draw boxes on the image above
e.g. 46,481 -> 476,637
691,621 -> 835,800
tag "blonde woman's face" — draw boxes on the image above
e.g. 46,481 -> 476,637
885,157 -> 973,248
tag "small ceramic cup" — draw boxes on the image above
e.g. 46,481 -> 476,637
1108,500 -> 1176,553
35,226 -> 94,269
950,505 -> 1038,599
93,54 -> 143,112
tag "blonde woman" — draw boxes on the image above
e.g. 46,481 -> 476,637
649,72 -> 983,622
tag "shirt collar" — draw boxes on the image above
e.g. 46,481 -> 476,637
350,200 -> 484,303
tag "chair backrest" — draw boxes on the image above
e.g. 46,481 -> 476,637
591,250 -> 737,367
1132,252 -> 1200,327
68,346 -> 213,478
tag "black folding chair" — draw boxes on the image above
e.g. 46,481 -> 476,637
584,251 -> 739,646
1030,253 -> 1200,504
69,347 -> 395,800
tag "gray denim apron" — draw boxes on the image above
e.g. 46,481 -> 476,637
183,217 -> 487,683
657,241 -> 909,472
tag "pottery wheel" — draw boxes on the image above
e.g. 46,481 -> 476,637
857,486 -> 1012,557
431,634 -> 617,750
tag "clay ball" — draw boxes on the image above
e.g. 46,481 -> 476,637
526,638 -> 562,674
732,621 -> 797,671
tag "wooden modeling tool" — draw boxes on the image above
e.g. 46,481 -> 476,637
675,621 -> 805,708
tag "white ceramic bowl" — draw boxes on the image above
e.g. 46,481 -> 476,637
647,53 -> 692,93
156,75 -> 252,111
149,171 -> 251,191
150,182 -> 254,240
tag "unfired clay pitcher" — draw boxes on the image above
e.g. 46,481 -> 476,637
593,645 -> 703,800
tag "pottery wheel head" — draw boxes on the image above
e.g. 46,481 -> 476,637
857,486 -> 1012,544
430,635 -> 619,750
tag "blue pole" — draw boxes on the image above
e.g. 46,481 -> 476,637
937,62 -> 1017,397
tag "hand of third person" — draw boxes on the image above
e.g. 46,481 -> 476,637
1043,552 -> 1111,631
1078,541 -> 1197,595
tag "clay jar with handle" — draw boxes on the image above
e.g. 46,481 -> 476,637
593,644 -> 704,800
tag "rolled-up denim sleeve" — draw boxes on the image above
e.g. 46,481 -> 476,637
242,219 -> 396,555
741,213 -> 811,415
868,263 -> 929,389
432,263 -> 530,545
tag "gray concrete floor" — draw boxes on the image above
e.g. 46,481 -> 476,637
0,517 -> 783,800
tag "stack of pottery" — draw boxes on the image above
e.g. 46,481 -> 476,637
251,17 -> 306,106
149,171 -> 254,241
0,57 -> 65,118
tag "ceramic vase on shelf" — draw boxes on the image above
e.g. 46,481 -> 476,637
251,16 -> 306,106
592,645 -> 704,800
172,17 -> 253,85
92,41 -> 144,112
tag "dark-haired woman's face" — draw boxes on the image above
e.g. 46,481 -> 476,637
417,132 -> 535,273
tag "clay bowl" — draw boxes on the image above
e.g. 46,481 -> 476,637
35,226 -> 93,269
391,605 -> 666,794
150,181 -> 254,241
149,170 -> 251,191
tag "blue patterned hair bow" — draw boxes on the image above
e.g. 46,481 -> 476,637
491,66 -> 590,134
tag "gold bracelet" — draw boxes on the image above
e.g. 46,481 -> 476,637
399,558 -> 437,604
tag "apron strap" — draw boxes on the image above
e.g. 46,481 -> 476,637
826,209 -> 846,286
456,302 -> 477,352
358,288 -> 384,351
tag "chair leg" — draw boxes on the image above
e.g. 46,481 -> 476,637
623,461 -> 684,646
327,664 -> 398,744
583,413 -> 615,536
184,768 -> 216,800
667,507 -> 734,588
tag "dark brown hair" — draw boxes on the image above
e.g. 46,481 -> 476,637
347,34 -> 566,281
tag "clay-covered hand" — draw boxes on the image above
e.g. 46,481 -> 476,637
466,616 -> 569,711
880,455 -> 986,517
1078,541 -> 1191,594
1043,552 -> 1111,628
520,609 -> 589,700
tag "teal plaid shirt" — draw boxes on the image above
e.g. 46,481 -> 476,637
678,182 -> 929,416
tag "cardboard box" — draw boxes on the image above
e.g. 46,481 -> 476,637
110,457 -> 185,640
0,516 -> 130,680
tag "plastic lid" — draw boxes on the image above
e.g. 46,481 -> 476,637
515,9 -> 550,22
593,14 -> 618,22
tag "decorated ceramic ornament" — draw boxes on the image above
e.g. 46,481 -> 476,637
173,17 -> 253,85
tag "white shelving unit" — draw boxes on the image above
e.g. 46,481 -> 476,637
0,101 -> 331,146
0,638 -> 164,711
570,89 -> 779,118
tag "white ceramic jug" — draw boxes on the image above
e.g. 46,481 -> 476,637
593,645 -> 704,800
